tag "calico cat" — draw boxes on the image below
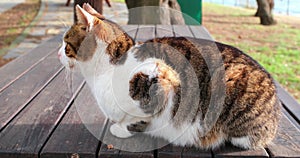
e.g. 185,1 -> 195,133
58,3 -> 281,150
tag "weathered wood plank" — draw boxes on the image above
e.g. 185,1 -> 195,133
118,151 -> 154,158
213,143 -> 268,158
0,71 -> 84,157
121,25 -> 138,39
98,121 -> 156,157
189,25 -> 214,40
156,25 -> 174,38
135,25 -> 155,42
0,35 -> 61,92
98,121 -> 122,157
276,82 -> 300,123
99,142 -> 120,158
267,113 -> 300,157
157,144 -> 182,158
40,85 -> 107,158
182,146 -> 212,158
0,52 -> 63,132
173,25 -> 194,37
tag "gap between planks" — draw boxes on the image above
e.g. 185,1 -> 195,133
0,70 -> 84,157
40,84 -> 109,158
0,51 -> 64,133
0,35 -> 62,93
38,80 -> 86,157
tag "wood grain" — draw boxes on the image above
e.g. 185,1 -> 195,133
173,25 -> 194,37
0,35 -> 62,92
0,52 -> 63,131
98,121 -> 156,157
189,25 -> 214,40
213,143 -> 269,158
40,85 -> 106,158
182,146 -> 212,158
156,25 -> 174,38
135,25 -> 155,42
267,114 -> 300,157
157,144 -> 182,158
0,71 -> 84,157
98,142 -> 120,158
276,81 -> 300,123
121,25 -> 138,40
118,151 -> 155,158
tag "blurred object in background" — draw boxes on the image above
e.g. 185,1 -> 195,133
125,0 -> 185,24
71,0 -> 111,23
178,0 -> 202,25
255,0 -> 276,25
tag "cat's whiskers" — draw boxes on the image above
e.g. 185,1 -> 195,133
57,17 -> 71,29
60,19 -> 68,28
64,69 -> 74,94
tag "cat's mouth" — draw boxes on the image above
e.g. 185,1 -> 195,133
68,61 -> 75,70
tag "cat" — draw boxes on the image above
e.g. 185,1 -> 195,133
58,3 -> 281,150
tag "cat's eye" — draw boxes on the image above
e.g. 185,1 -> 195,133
65,45 -> 71,54
80,26 -> 87,31
65,44 -> 76,58
65,44 -> 73,55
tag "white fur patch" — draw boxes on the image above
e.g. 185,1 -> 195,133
58,41 -> 73,69
78,43 -> 153,123
110,123 -> 133,138
231,136 -> 251,149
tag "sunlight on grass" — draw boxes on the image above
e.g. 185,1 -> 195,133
0,0 -> 40,58
204,3 -> 254,16
111,0 -> 125,3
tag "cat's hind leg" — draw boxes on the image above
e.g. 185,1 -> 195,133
110,117 -> 150,138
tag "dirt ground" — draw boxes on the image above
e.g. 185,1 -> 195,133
202,6 -> 300,46
202,7 -> 300,44
0,0 -> 40,67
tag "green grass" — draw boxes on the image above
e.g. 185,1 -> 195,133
0,0 -> 40,58
111,0 -> 125,3
204,3 -> 254,16
244,25 -> 300,103
203,3 -> 300,102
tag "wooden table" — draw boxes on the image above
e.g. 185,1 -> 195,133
0,25 -> 300,158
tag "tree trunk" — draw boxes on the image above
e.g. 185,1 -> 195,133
255,0 -> 274,17
74,0 -> 103,23
255,0 -> 276,25
125,0 -> 185,24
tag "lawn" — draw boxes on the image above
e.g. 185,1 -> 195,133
202,3 -> 300,102
0,0 -> 40,66
111,0 -> 125,3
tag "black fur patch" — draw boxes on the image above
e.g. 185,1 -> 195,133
127,120 -> 149,132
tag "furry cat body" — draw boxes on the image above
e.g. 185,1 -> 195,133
58,4 -> 281,149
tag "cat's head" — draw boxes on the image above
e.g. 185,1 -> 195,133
58,3 -> 134,70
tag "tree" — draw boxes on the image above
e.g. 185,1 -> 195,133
255,0 -> 276,25
125,0 -> 185,24
73,0 -> 104,23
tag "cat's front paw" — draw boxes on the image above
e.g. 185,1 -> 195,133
110,123 -> 133,138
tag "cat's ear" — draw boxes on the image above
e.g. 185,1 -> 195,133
76,4 -> 97,31
83,3 -> 106,20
